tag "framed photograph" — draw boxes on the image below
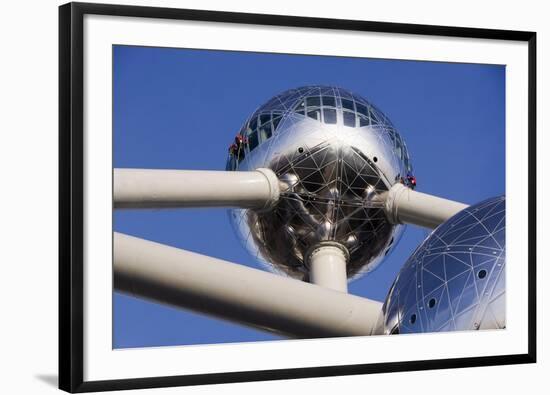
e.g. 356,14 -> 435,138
59,2 -> 537,392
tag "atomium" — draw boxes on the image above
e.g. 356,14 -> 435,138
375,196 -> 506,334
226,85 -> 414,281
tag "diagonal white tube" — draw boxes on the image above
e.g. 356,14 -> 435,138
114,232 -> 382,338
384,183 -> 468,229
114,168 -> 279,209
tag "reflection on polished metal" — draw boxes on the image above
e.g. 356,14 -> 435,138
375,196 -> 506,334
227,85 -> 413,281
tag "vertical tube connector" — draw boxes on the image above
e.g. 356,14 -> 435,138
306,242 -> 350,293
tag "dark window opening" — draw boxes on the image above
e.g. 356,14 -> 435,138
341,98 -> 355,111
356,103 -> 368,117
478,269 -> 487,279
306,96 -> 321,107
249,117 -> 258,131
343,111 -> 356,127
359,115 -> 370,127
323,108 -> 337,124
410,313 -> 417,324
428,298 -> 437,308
322,96 -> 336,107
260,114 -> 271,125
272,116 -> 281,131
248,131 -> 259,151
307,110 -> 321,121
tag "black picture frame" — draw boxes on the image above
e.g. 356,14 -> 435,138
59,2 -> 537,392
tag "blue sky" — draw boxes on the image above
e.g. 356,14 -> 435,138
113,45 -> 505,348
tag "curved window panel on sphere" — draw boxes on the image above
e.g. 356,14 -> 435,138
375,196 -> 506,335
226,85 -> 414,281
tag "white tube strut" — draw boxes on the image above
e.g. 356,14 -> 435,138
307,244 -> 349,293
114,232 -> 382,338
114,168 -> 279,209
384,183 -> 468,229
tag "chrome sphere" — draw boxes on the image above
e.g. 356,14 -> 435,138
227,85 -> 413,280
375,196 -> 506,334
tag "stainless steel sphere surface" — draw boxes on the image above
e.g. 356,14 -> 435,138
227,85 -> 414,281
375,196 -> 506,334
